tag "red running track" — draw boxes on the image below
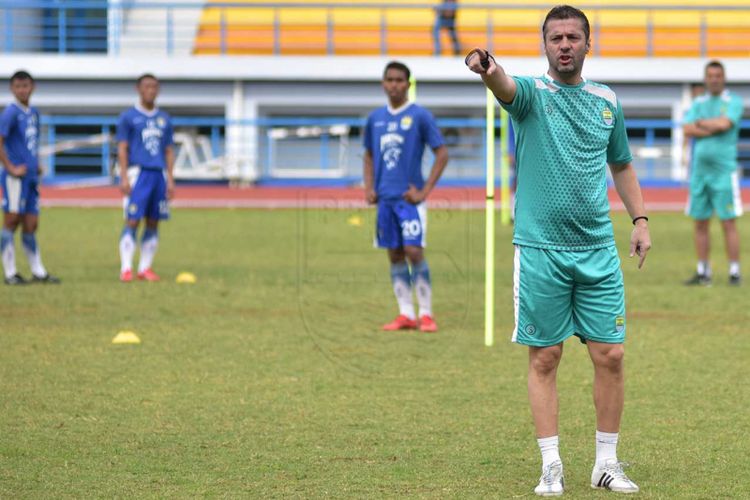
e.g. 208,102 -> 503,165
39,185 -> 748,211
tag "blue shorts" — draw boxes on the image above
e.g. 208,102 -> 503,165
375,199 -> 427,248
124,167 -> 169,221
2,173 -> 40,215
686,170 -> 743,221
512,245 -> 626,347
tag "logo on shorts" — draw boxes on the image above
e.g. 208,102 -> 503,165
615,316 -> 625,333
602,108 -> 614,126
128,203 -> 138,214
525,324 -> 537,336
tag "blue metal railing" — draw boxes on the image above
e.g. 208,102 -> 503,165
2,2 -> 750,56
37,114 -> 750,185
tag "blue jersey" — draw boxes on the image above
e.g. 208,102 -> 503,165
363,103 -> 444,200
0,103 -> 40,181
116,106 -> 174,169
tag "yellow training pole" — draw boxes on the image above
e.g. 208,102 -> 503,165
408,75 -> 417,102
485,88 -> 496,347
500,109 -> 511,226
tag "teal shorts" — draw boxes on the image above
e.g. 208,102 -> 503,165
512,245 -> 626,347
686,170 -> 743,221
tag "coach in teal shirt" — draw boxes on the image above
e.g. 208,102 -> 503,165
683,60 -> 744,286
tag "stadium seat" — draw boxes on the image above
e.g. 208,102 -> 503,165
193,1 -> 750,58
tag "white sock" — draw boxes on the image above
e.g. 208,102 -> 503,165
391,262 -> 415,320
729,261 -> 740,277
137,229 -> 159,273
595,430 -> 618,466
414,274 -> 432,318
1,238 -> 16,278
22,233 -> 47,277
537,435 -> 561,469
119,228 -> 136,273
697,261 -> 711,276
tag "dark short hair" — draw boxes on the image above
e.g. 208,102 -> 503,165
705,60 -> 725,74
10,70 -> 34,84
137,73 -> 158,85
542,5 -> 590,44
383,61 -> 410,81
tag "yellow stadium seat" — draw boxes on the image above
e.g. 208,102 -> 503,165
193,2 -> 750,58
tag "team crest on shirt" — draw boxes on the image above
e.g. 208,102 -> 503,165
380,133 -> 404,170
142,119 -> 164,156
615,316 -> 625,332
400,116 -> 413,131
157,116 -> 166,128
602,108 -> 614,126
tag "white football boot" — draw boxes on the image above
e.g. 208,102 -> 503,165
534,460 -> 564,496
591,459 -> 639,493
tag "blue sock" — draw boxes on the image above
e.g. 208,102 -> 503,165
21,232 -> 36,253
121,226 -> 136,240
412,260 -> 433,318
412,260 -> 431,285
1,229 -> 13,251
390,262 -> 415,319
141,228 -> 157,244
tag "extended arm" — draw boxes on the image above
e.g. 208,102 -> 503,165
465,49 -> 517,104
610,162 -> 652,268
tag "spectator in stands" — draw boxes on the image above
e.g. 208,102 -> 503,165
363,61 -> 449,333
467,5 -> 650,496
116,73 -> 175,282
683,60 -> 743,286
0,70 -> 60,285
433,0 -> 461,56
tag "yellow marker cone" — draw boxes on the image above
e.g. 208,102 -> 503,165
347,215 -> 363,226
112,331 -> 141,344
175,272 -> 197,284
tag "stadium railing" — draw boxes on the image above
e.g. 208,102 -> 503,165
2,2 -> 750,57
39,115 -> 750,187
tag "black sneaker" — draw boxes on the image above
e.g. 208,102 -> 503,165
32,273 -> 61,284
684,273 -> 712,286
729,274 -> 742,286
4,273 -> 28,285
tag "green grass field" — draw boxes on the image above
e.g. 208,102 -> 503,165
1,207 -> 748,498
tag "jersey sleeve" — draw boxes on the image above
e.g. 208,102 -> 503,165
420,110 -> 444,149
607,101 -> 633,165
683,101 -> 699,125
726,95 -> 743,126
0,107 -> 16,138
363,115 -> 373,153
115,111 -> 130,143
498,76 -> 534,121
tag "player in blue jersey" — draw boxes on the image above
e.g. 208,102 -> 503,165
0,71 -> 60,285
363,61 -> 449,332
467,6 -> 651,496
116,74 -> 175,282
683,61 -> 743,286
